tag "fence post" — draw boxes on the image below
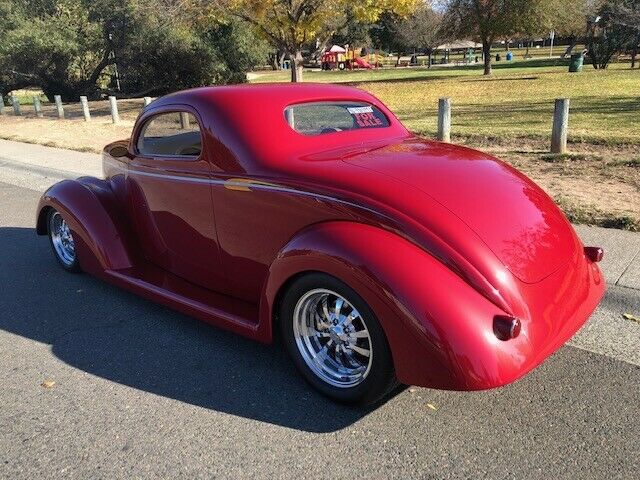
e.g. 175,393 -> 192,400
551,98 -> 570,154
54,95 -> 65,119
143,97 -> 152,107
180,111 -> 190,129
33,96 -> 44,118
109,96 -> 120,123
11,95 -> 21,116
80,96 -> 91,121
437,98 -> 452,142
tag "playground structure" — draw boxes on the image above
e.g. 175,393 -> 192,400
321,46 -> 381,71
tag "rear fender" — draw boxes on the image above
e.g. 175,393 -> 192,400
36,177 -> 134,273
260,221 -> 513,389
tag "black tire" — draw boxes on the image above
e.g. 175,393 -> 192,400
47,209 -> 81,273
280,273 -> 397,405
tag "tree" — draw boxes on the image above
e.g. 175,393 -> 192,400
0,0 -> 268,102
441,0 -> 560,75
398,2 -> 445,67
609,0 -> 640,67
587,0 -> 638,69
217,0 -> 419,82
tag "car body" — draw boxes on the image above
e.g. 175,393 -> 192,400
37,84 -> 605,403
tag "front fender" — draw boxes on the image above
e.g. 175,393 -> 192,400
260,221 -> 523,390
36,177 -> 134,273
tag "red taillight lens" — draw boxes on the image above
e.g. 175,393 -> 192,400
493,316 -> 522,341
584,246 -> 604,263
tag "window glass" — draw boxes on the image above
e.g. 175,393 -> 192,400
284,102 -> 390,136
137,112 -> 202,157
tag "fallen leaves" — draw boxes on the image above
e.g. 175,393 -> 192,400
41,379 -> 55,389
622,313 -> 640,323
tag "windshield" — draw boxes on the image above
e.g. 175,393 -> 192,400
284,101 -> 390,136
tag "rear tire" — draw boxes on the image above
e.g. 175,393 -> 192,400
47,209 -> 81,273
280,273 -> 396,405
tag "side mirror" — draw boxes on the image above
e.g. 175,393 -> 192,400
109,145 -> 130,158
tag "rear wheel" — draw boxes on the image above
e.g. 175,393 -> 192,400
280,273 -> 396,405
47,209 -> 81,272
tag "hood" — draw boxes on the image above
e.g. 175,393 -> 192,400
342,139 -> 577,284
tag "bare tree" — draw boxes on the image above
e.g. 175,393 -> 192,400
398,2 -> 446,67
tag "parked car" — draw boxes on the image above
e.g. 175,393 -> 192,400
37,84 -> 605,405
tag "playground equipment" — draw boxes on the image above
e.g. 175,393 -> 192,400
321,46 -> 381,71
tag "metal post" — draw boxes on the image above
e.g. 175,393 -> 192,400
143,97 -> 152,107
33,96 -> 44,118
11,95 -> 21,116
180,111 -> 190,129
54,95 -> 65,119
551,98 -> 570,154
437,98 -> 452,143
109,96 -> 119,123
80,96 -> 91,121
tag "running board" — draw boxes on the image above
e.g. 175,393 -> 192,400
101,263 -> 263,340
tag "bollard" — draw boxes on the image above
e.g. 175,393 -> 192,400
33,96 -> 44,118
551,98 -> 570,154
80,96 -> 91,121
54,95 -> 65,119
180,111 -> 190,129
11,95 -> 21,116
437,98 -> 452,143
109,96 -> 120,123
143,97 -> 152,107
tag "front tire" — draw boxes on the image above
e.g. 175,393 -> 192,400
280,273 -> 396,405
47,209 -> 81,272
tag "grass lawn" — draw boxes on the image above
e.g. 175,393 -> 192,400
2,58 -> 638,229
251,58 -> 640,146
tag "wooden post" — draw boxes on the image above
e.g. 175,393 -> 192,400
33,96 -> 44,118
143,97 -> 152,107
54,95 -> 65,119
109,96 -> 120,123
437,98 -> 452,142
11,95 -> 21,116
0,97 -> 4,115
80,96 -> 91,121
180,111 -> 190,129
551,98 -> 570,154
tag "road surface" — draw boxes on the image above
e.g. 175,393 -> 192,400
0,140 -> 638,479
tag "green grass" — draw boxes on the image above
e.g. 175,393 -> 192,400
251,58 -> 640,145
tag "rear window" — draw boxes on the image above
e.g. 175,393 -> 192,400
284,102 -> 390,136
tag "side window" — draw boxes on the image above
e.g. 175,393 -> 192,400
137,112 -> 202,158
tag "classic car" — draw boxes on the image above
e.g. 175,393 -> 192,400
37,84 -> 606,405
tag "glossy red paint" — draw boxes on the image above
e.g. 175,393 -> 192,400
36,84 -> 605,390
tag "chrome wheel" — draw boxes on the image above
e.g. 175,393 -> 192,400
293,289 -> 373,388
49,211 -> 76,267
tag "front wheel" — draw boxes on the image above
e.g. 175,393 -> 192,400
280,273 -> 396,405
47,209 -> 81,272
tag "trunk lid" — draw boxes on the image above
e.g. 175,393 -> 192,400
343,139 -> 577,284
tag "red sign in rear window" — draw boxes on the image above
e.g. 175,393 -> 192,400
284,102 -> 390,136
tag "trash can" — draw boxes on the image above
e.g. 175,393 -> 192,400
496,53 -> 501,62
506,51 -> 513,61
569,53 -> 584,72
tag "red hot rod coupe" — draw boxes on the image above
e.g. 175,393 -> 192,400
37,84 -> 605,405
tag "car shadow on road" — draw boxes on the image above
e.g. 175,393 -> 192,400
0,227 -> 394,433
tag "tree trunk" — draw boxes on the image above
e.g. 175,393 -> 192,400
562,35 -> 577,58
632,40 -> 638,69
482,40 -> 492,75
290,50 -> 303,83
395,53 -> 401,67
427,51 -> 432,69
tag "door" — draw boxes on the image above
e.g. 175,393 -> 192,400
127,109 -> 226,290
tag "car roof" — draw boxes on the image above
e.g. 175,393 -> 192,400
144,84 -> 410,173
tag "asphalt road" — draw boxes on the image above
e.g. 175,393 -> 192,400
1,179 -> 639,479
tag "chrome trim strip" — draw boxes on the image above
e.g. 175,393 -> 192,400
102,157 -> 385,217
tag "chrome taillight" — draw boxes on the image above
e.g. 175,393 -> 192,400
493,315 -> 522,341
